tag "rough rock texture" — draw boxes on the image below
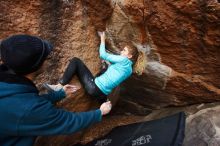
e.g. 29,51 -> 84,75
0,0 -> 220,145
184,105 -> 220,146
111,0 -> 220,110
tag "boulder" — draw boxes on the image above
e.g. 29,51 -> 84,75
0,0 -> 219,145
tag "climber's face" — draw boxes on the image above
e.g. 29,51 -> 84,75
120,47 -> 132,59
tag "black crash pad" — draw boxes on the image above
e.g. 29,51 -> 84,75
77,112 -> 185,146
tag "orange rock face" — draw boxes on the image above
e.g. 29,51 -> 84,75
0,0 -> 220,145
119,0 -> 220,110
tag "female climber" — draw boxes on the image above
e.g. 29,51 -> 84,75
44,32 -> 146,103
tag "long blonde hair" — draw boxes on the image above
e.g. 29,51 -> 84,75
125,45 -> 147,75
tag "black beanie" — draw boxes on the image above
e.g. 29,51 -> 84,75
0,34 -> 53,75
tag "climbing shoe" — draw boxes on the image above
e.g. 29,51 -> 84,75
43,83 -> 63,92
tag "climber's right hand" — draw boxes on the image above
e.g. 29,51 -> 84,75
98,31 -> 105,43
100,101 -> 112,116
98,31 -> 105,37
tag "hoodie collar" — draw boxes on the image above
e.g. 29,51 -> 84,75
0,72 -> 37,89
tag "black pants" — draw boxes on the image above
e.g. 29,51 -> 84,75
59,57 -> 107,103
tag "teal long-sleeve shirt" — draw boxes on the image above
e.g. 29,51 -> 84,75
95,43 -> 133,95
0,73 -> 102,146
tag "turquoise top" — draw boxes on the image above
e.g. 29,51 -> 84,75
95,43 -> 133,95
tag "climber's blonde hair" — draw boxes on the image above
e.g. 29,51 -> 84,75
125,45 -> 147,75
